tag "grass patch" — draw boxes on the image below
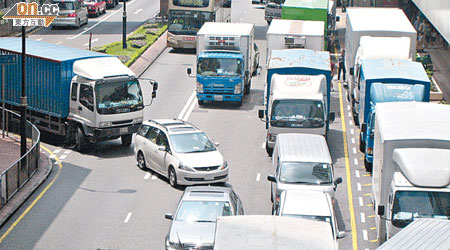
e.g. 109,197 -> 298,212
93,22 -> 167,66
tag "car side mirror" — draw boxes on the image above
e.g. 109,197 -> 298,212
378,205 -> 385,216
330,112 -> 335,122
349,67 -> 354,76
187,68 -> 192,76
267,175 -> 276,183
338,231 -> 346,239
258,109 -> 264,119
158,146 -> 166,152
361,123 -> 367,133
165,213 -> 173,220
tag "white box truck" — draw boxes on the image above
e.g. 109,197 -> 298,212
372,102 -> 450,244
344,7 -> 417,102
266,19 -> 325,62
188,22 -> 258,106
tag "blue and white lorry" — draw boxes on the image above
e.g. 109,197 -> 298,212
356,59 -> 430,171
0,38 -> 158,152
188,22 -> 258,106
258,49 -> 334,155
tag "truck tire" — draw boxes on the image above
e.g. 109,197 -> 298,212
364,157 -> 372,172
244,81 -> 251,95
359,134 -> 365,152
237,99 -> 243,107
266,141 -> 273,156
76,127 -> 88,153
121,135 -> 132,147
198,100 -> 204,106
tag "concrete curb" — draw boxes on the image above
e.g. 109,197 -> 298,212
130,31 -> 168,77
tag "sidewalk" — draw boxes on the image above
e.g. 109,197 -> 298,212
0,30 -> 168,227
424,47 -> 450,102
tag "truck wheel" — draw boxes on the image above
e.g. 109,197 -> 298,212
198,100 -> 204,106
237,99 -> 243,107
364,157 -> 373,172
121,135 -> 132,147
244,82 -> 251,95
266,141 -> 273,156
76,127 -> 88,153
359,134 -> 365,152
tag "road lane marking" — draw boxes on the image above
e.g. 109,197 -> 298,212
49,155 -> 55,159
178,91 -> 196,120
350,128 -> 354,135
349,120 -> 353,126
355,170 -> 360,178
370,240 -> 378,243
144,173 -> 151,180
59,154 -> 67,160
348,112 -> 352,117
357,183 -> 361,191
364,183 -> 372,186
354,158 -> 358,165
64,150 -> 71,154
352,147 -> 357,154
370,227 -> 376,230
347,105 -> 350,110
134,8 -> 143,14
363,174 -> 371,177
368,215 -> 375,218
124,213 -> 132,223
361,213 -> 366,223
183,96 -> 196,121
363,230 -> 368,241
36,38 -> 43,41
364,193 -> 372,196
359,197 -> 364,206
53,148 -> 61,154
338,81 -> 358,250
256,173 -> 261,181
83,38 -> 99,46
0,145 -> 63,243
261,142 -> 265,149
151,176 -> 157,180
351,138 -> 355,144
56,41 -> 62,45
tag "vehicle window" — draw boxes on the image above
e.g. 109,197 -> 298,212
175,201 -> 232,222
79,84 -> 94,112
54,1 -> 75,10
137,125 -> 150,137
169,132 -> 216,153
279,162 -> 333,184
71,82 -> 78,101
145,127 -> 159,144
157,132 -> 170,149
230,191 -> 238,214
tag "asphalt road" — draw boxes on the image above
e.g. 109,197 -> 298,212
0,1 -> 380,249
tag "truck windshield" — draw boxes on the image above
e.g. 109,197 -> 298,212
95,79 -> 143,115
392,191 -> 450,227
279,162 -> 332,184
197,58 -> 242,77
168,10 -> 213,35
271,99 -> 324,128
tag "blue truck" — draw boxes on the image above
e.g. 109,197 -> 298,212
0,38 -> 157,152
258,49 -> 335,155
356,59 -> 430,171
187,22 -> 258,106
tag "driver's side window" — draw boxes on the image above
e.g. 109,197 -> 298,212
79,84 -> 94,112
157,132 -> 170,150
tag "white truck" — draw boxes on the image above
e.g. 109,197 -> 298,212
266,19 -> 325,62
187,22 -> 259,106
345,7 -> 417,105
372,102 -> 450,244
213,215 -> 338,250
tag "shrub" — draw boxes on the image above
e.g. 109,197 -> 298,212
118,55 -> 131,64
128,34 -> 146,40
130,40 -> 147,48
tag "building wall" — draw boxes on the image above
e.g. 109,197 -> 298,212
412,0 -> 450,44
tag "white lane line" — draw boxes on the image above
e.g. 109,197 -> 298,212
124,212 -> 132,223
133,8 -> 143,14
262,142 -> 265,149
144,173 -> 151,180
56,41 -> 62,45
182,96 -> 196,121
151,175 -> 157,180
36,38 -> 43,41
59,155 -> 67,160
256,173 -> 261,182
53,148 -> 61,154
359,197 -> 364,207
349,120 -> 353,126
361,213 -> 366,223
54,161 -> 59,165
348,112 -> 352,117
64,150 -> 71,154
357,182 -> 362,191
347,105 -> 350,111
178,91 -> 196,120
352,147 -> 357,154
83,38 -> 99,46
49,155 -> 55,159
350,128 -> 354,135
355,170 -> 360,178
363,230 -> 368,241
240,17 -> 243,21
351,138 -> 355,144
354,158 -> 358,166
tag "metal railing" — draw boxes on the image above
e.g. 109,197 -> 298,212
0,108 -> 40,209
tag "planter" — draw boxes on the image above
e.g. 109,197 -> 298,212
430,76 -> 443,101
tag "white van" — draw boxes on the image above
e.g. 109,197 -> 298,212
267,133 -> 342,211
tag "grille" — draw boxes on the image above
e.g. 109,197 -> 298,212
203,86 -> 234,94
194,166 -> 220,172
112,119 -> 133,125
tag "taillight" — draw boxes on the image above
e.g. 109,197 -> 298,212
68,13 -> 77,17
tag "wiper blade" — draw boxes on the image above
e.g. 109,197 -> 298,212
196,220 -> 214,223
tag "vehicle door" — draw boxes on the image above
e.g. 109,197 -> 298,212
78,83 -> 96,128
155,131 -> 171,175
143,126 -> 160,171
135,125 -> 150,157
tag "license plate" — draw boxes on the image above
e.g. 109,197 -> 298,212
213,95 -> 223,101
205,174 -> 215,181
120,127 -> 128,134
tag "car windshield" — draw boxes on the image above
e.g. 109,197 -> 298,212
54,1 -> 74,10
197,58 -> 242,77
168,10 -> 213,35
392,191 -> 450,223
271,99 -> 324,128
279,162 -> 332,184
175,201 -> 232,222
170,132 -> 216,153
95,79 -> 143,114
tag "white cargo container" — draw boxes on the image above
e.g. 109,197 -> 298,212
266,19 -> 325,62
344,8 -> 416,94
372,102 -> 450,244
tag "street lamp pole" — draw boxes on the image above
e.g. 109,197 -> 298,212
20,25 -> 27,159
122,0 -> 127,49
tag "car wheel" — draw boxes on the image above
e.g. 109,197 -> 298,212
265,141 -> 273,156
168,167 -> 178,188
137,151 -> 147,170
121,135 -> 132,147
76,127 -> 88,153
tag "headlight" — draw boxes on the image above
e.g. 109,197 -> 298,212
234,83 -> 242,94
166,238 -> 180,250
133,117 -> 143,124
219,161 -> 228,170
99,121 -> 112,128
179,163 -> 194,172
196,82 -> 203,93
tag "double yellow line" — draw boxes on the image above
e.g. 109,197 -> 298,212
0,145 -> 63,243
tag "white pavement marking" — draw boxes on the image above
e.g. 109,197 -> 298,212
151,176 -> 157,180
240,17 -> 243,21
347,105 -> 350,110
357,182 -> 362,191
53,148 -> 61,154
352,147 -> 357,154
354,158 -> 358,165
134,8 -> 143,14
56,41 -> 62,45
262,142 -> 265,149
64,150 -> 71,154
36,38 -> 43,41
361,213 -> 366,223
178,91 -> 196,120
83,38 -> 98,46
59,155 -> 67,160
144,173 -> 151,180
183,96 -> 196,121
363,230 -> 368,241
256,173 -> 261,182
351,138 -> 355,144
359,197 -> 364,207
355,170 -> 360,178
349,120 -> 353,126
350,128 -> 354,135
49,155 -> 55,159
124,212 -> 132,223
348,112 -> 352,117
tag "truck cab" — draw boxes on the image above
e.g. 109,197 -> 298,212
265,0 -> 285,24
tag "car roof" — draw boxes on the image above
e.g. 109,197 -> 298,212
181,186 -> 233,202
280,190 -> 332,217
142,119 -> 203,135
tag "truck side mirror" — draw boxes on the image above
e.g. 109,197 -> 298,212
336,16 -> 340,22
361,123 -> 367,133
267,175 -> 276,183
152,81 -> 158,91
330,112 -> 335,122
334,177 -> 342,185
152,91 -> 157,99
187,68 -> 192,76
258,109 -> 264,119
338,231 -> 346,239
165,213 -> 173,220
378,205 -> 385,216
349,67 -> 354,76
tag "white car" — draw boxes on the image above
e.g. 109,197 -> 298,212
134,119 -> 228,187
